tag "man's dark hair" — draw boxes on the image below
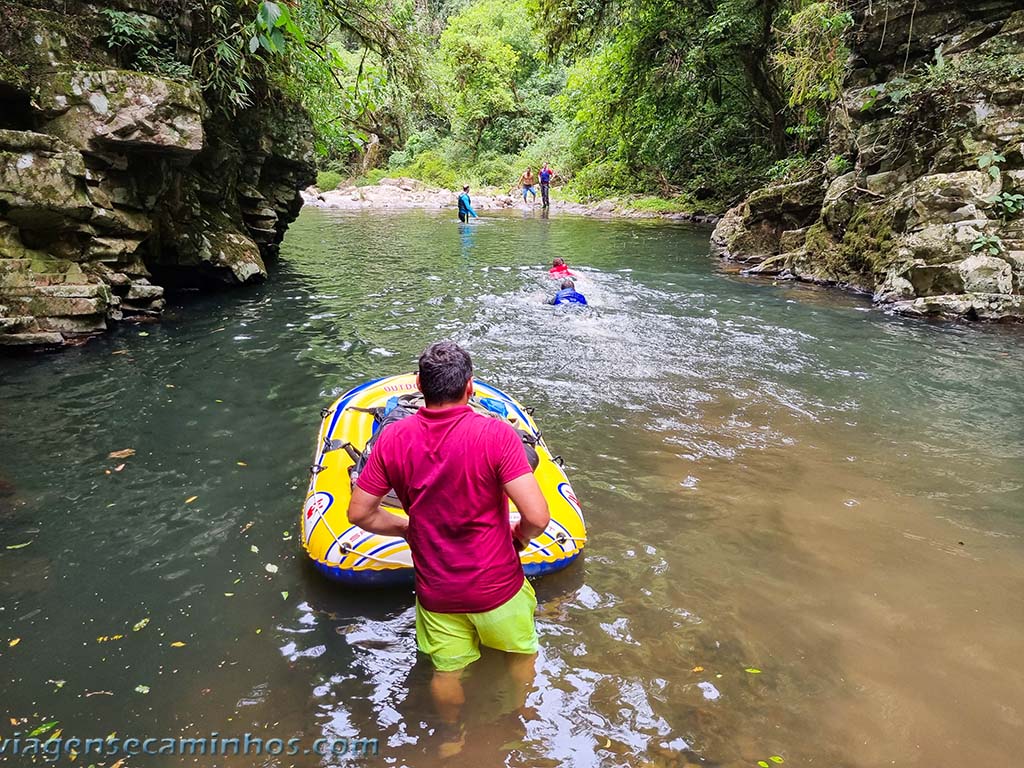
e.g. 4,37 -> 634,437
418,341 -> 473,404
552,257 -> 564,267
561,279 -> 575,289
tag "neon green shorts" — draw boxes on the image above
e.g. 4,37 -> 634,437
415,579 -> 539,672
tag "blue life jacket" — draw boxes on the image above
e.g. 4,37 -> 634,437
552,288 -> 587,306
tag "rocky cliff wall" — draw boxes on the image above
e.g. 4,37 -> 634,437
0,0 -> 315,346
712,2 -> 1024,321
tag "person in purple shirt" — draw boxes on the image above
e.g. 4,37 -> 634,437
539,162 -> 557,208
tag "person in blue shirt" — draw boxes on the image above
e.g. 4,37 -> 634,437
549,279 -> 588,306
539,163 -> 557,208
457,185 -> 477,223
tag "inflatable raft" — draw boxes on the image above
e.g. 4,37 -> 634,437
301,373 -> 587,586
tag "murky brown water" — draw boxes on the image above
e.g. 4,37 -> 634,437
1,208 -> 1022,766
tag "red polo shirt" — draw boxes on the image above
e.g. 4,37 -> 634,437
355,405 -> 532,613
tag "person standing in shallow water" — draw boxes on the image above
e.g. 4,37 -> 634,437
457,185 -> 477,223
518,167 -> 537,206
539,162 -> 556,208
346,341 -> 550,741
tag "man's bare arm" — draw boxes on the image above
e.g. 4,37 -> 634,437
504,473 -> 550,546
348,486 -> 409,537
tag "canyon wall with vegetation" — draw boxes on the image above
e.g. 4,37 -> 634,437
712,2 -> 1024,320
0,0 -> 315,346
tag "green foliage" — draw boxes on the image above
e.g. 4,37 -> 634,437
249,0 -> 303,55
825,154 -> 852,177
568,160 -> 643,200
400,149 -> 459,188
971,234 -> 1004,256
978,150 -> 1006,180
100,9 -> 191,80
526,0 -> 809,204
766,155 -> 816,182
627,195 -> 697,213
434,0 -> 559,155
316,170 -> 344,190
987,191 -> 1024,221
774,1 -> 852,150
774,2 -> 853,108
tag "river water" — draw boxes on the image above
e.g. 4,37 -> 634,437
1,208 -> 1023,767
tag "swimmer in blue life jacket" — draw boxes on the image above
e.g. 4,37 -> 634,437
549,279 -> 588,306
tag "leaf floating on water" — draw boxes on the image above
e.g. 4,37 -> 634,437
134,684 -> 150,694
113,463 -> 126,472
224,592 -> 235,597
132,617 -> 150,632
138,331 -> 149,337
280,591 -> 289,600
48,679 -> 66,690
5,541 -> 32,550
111,759 -> 126,768
28,721 -> 58,737
770,757 -> 785,764
691,665 -> 704,673
240,521 -> 254,533
250,545 -> 259,554
108,448 -> 135,459
185,495 -> 198,504
215,399 -> 223,403
758,762 -> 770,768
96,634 -> 124,643
237,461 -> 247,466
255,628 -> 262,634
8,638 -> 20,647
265,564 -> 279,574
744,667 -> 762,674
170,641 -> 186,648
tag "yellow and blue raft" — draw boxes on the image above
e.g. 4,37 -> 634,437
301,373 -> 587,586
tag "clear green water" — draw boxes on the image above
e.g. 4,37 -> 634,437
1,208 -> 1023,766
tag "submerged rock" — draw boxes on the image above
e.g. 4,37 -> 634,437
711,2 -> 1024,321
0,1 -> 315,347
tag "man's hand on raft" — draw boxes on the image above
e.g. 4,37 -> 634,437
348,486 -> 410,538
505,474 -> 551,552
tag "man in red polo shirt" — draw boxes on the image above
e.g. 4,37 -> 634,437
347,341 -> 550,723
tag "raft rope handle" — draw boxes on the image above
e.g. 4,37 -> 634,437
552,455 -> 565,467
520,532 -> 588,556
310,463 -> 325,475
338,541 -> 404,566
320,407 -> 334,420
